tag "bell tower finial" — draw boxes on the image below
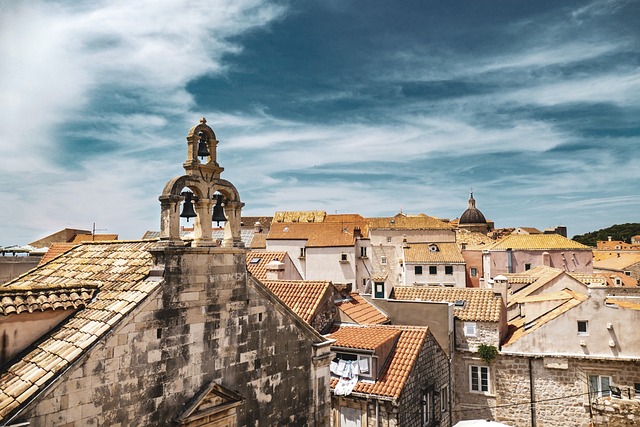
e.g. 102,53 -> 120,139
200,117 -> 207,124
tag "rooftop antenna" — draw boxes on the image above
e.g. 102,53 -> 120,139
92,223 -> 107,241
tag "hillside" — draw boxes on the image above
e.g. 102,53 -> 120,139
572,223 -> 640,247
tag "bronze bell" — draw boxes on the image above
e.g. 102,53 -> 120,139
180,191 -> 197,222
212,192 -> 226,226
197,131 -> 210,159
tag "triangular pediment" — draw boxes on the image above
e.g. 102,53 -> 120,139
178,382 -> 244,426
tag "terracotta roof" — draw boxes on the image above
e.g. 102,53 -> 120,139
249,233 -> 267,249
273,211 -> 326,223
368,213 -> 452,230
502,266 -> 572,307
324,214 -> 367,223
261,280 -> 331,324
246,251 -> 288,281
594,253 -> 640,271
568,272 -> 607,286
391,286 -> 503,322
267,221 -> 367,247
486,234 -> 590,251
70,234 -> 119,243
404,243 -> 465,264
0,241 -> 159,421
455,229 -> 494,249
336,293 -> 389,325
328,325 -> 428,399
37,242 -> 78,266
502,289 -> 588,347
604,298 -> 640,310
0,288 -> 95,316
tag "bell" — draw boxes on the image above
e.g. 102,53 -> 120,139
197,131 -> 210,159
180,191 -> 197,222
212,193 -> 226,226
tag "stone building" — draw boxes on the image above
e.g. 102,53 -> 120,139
456,193 -> 493,234
328,324 -> 450,427
0,119 -> 333,426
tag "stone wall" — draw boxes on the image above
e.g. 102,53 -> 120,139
455,320 -> 500,351
592,397 -> 640,426
453,352 -> 640,427
19,246 -> 332,426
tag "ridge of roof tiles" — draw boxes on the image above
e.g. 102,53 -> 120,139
70,234 -> 119,243
246,251 -> 288,281
368,214 -> 452,230
261,280 -> 331,324
502,289 -> 588,347
403,243 -> 465,264
486,234 -> 590,251
328,325 -> 428,400
391,286 -> 503,322
336,293 -> 389,325
0,240 -> 159,421
267,222 -> 368,247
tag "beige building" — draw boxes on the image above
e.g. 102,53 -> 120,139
0,119 -> 333,426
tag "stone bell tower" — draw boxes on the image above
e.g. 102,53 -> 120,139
158,118 -> 244,247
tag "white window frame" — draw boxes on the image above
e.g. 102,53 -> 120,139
577,320 -> 588,336
440,384 -> 449,412
463,322 -> 477,337
299,247 -> 306,258
470,267 -> 477,277
387,236 -> 392,243
381,256 -> 387,265
469,365 -> 490,393
422,389 -> 433,426
445,265 -> 453,275
589,374 -> 612,398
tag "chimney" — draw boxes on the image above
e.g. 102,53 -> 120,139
608,236 -> 612,242
266,259 -> 286,280
254,221 -> 263,233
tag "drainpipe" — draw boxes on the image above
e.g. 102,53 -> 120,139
506,248 -> 513,273
375,400 -> 379,427
529,357 -> 536,427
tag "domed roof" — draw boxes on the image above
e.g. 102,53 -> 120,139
459,193 -> 487,224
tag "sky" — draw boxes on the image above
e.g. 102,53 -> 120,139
1,0 -> 639,245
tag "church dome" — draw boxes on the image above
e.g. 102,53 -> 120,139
459,193 -> 487,225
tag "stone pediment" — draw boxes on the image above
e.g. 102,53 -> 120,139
178,382 -> 244,427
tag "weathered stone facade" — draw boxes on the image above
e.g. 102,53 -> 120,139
16,247 -> 333,426
592,397 -> 640,426
454,352 -> 640,427
455,319 -> 501,352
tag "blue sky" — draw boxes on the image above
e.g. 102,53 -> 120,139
1,0 -> 639,245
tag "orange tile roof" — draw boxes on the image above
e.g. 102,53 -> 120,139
487,234 -> 590,251
604,298 -> 640,310
37,242 -> 78,266
246,251 -> 288,281
0,241 -> 158,421
594,253 -> 640,270
368,213 -> 452,230
0,288 -> 96,316
261,280 -> 331,324
502,289 -> 588,347
404,243 -> 465,264
70,234 -> 119,243
249,233 -> 267,249
336,293 -> 389,325
267,221 -> 367,247
328,325 -> 428,400
391,286 -> 503,322
330,325 -> 400,350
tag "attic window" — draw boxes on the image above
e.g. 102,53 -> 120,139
429,244 -> 439,252
454,300 -> 466,308
332,352 -> 373,380
249,257 -> 261,264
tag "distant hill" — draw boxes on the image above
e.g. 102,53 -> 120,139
572,223 -> 640,247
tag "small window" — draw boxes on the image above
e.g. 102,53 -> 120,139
339,406 -> 362,427
578,321 -> 588,335
525,263 -> 532,271
445,266 -> 453,275
374,282 -> 385,299
470,365 -> 490,393
415,266 -> 423,275
470,267 -> 477,277
360,247 -> 367,258
589,375 -> 612,398
634,382 -> 640,395
381,256 -> 387,265
340,253 -> 348,262
422,389 -> 433,426
429,244 -> 439,252
387,237 -> 392,243
249,257 -> 261,264
299,247 -> 306,258
440,384 -> 449,412
429,266 -> 437,275
464,322 -> 477,337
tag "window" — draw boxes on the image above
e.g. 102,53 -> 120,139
440,384 -> 449,412
463,322 -> 477,337
625,271 -> 631,276
470,267 -> 477,277
589,375 -> 612,398
374,282 -> 385,299
634,383 -> 640,397
299,247 -> 306,258
387,237 -> 392,243
429,244 -> 439,252
381,256 -> 387,265
415,266 -> 423,275
525,263 -> 531,271
334,352 -> 373,379
429,266 -> 437,275
340,253 -> 348,262
360,247 -> 367,258
249,257 -> 261,264
470,366 -> 490,393
578,321 -> 588,335
445,266 -> 453,275
339,406 -> 362,427
422,389 -> 433,426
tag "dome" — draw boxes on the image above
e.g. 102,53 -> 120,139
459,193 -> 487,225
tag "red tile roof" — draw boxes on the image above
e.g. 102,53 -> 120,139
336,293 -> 389,324
261,280 -> 331,324
37,242 -> 78,266
70,234 -> 119,243
328,325 -> 428,399
267,222 -> 367,247
246,251 -> 288,281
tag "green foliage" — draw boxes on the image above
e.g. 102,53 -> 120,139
572,223 -> 640,247
478,343 -> 499,364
